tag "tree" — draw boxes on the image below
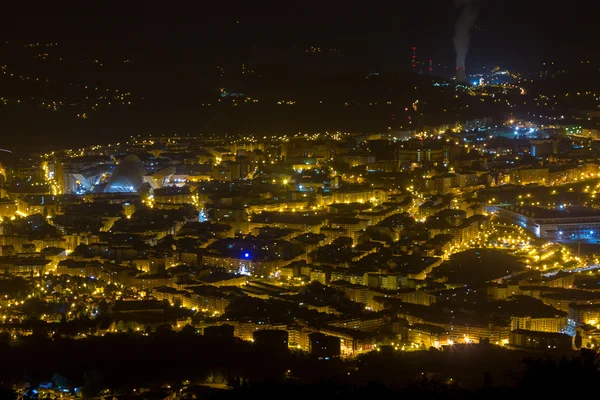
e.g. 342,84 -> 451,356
97,299 -> 109,317
116,320 -> 126,332
0,387 -> 17,400
81,370 -> 105,399
51,372 -> 69,389
155,323 -> 173,336
0,331 -> 10,346
575,332 -> 583,349
180,324 -> 196,337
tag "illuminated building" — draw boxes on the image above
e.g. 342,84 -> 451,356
149,253 -> 170,274
281,139 -> 339,159
248,212 -> 327,234
319,226 -> 350,245
247,199 -> 310,214
358,206 -> 401,226
278,262 -> 301,279
509,329 -> 572,351
189,286 -> 234,315
426,212 -> 481,246
564,125 -> 583,136
464,117 -> 493,131
104,155 -> 145,193
0,235 -> 29,250
253,330 -> 289,353
315,328 -> 378,356
326,315 -> 386,332
32,238 -> 68,252
495,206 -> 600,239
132,273 -> 172,290
335,152 -> 375,168
327,217 -> 369,244
408,324 -> 449,348
70,164 -> 112,193
417,197 -> 452,219
330,281 -> 368,304
198,272 -> 247,287
152,286 -> 196,308
0,256 -> 51,275
0,198 -> 16,218
319,187 -> 388,206
530,139 -> 558,158
143,166 -> 175,190
112,300 -> 164,314
329,270 -> 368,285
433,322 -> 509,344
179,251 -> 200,267
229,141 -> 265,154
203,320 -> 288,341
56,259 -> 103,278
309,268 -> 329,285
0,245 -> 15,257
509,168 -> 549,185
582,128 -> 600,139
575,325 -> 600,349
309,332 -> 341,358
393,289 -> 437,306
568,304 -> 600,326
396,303 -> 509,343
367,289 -> 436,311
59,156 -> 114,194
486,283 -> 520,300
212,163 -> 242,181
171,164 -> 213,182
201,253 -> 290,277
5,183 -> 51,199
17,195 -> 60,217
510,315 -> 567,333
505,288 -> 600,315
397,147 -> 445,165
203,324 -> 235,340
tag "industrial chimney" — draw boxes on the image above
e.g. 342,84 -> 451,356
456,66 -> 466,83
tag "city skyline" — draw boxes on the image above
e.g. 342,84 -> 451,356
1,3 -> 600,398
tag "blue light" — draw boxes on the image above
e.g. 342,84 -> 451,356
591,231 -> 595,235
244,252 -> 250,258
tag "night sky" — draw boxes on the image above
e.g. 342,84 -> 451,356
0,1 -> 597,151
1,1 -> 597,72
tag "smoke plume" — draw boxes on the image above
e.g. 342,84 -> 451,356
453,0 -> 479,72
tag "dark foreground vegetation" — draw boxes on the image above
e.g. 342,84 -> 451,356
0,329 -> 597,399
